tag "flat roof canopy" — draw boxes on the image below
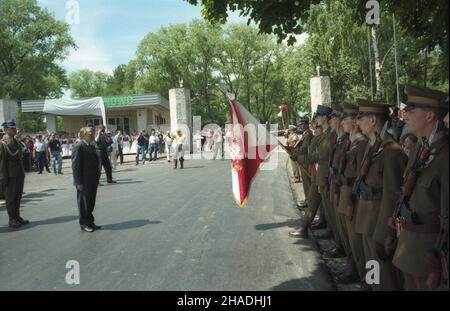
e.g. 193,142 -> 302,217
21,93 -> 169,113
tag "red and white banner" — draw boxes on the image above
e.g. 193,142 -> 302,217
228,96 -> 278,208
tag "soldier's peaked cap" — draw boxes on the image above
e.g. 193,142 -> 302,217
357,99 -> 390,115
341,103 -> 359,117
330,102 -> 344,118
315,105 -> 332,117
1,120 -> 17,129
297,116 -> 310,125
404,85 -> 448,111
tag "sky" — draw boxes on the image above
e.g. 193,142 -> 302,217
36,0 -> 248,75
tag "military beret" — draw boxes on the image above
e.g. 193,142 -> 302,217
315,105 -> 333,117
404,85 -> 448,111
357,100 -> 390,116
1,120 -> 17,129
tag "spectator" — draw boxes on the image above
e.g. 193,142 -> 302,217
95,125 -> 116,184
164,131 -> 173,162
193,130 -> 202,153
212,128 -> 224,160
149,130 -> 159,161
48,133 -> 63,175
135,130 -> 147,165
115,130 -> 124,165
34,135 -> 49,174
400,133 -> 418,157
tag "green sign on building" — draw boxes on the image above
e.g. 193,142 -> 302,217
103,96 -> 134,107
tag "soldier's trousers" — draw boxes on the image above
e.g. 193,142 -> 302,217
290,159 -> 300,180
335,185 -> 352,257
303,182 -> 322,225
338,185 -> 365,280
346,217 -> 365,281
299,164 -> 311,202
320,186 -> 342,247
5,177 -> 25,220
77,184 -> 98,226
361,235 -> 403,291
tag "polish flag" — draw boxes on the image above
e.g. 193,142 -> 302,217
228,95 -> 278,207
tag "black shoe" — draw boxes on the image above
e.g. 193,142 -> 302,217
107,180 -> 117,184
17,216 -> 30,225
59,172 -> 64,175
9,219 -> 22,228
80,225 -> 94,232
323,246 -> 346,259
314,229 -> 334,240
38,172 -> 42,174
311,221 -> 327,230
92,224 -> 102,230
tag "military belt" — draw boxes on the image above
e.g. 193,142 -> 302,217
399,220 -> 440,234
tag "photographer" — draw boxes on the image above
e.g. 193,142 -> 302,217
95,125 -> 116,184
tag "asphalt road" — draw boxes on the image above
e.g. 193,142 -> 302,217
0,151 -> 333,291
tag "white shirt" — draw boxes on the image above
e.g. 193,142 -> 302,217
35,141 -> 46,152
214,131 -> 223,143
149,135 -> 159,144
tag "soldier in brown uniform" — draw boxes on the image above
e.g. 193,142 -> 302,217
0,120 -> 29,228
335,103 -> 369,286
354,101 -> 406,291
390,86 -> 448,291
287,125 -> 300,183
312,105 -> 336,241
296,117 -> 314,208
289,121 -> 324,238
324,104 -> 348,257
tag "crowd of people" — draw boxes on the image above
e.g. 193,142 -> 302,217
284,84 -> 448,291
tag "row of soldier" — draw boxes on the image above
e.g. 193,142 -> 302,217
285,85 -> 448,291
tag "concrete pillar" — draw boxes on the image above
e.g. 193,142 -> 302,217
169,88 -> 192,153
310,76 -> 332,114
0,99 -> 18,126
46,114 -> 57,133
137,108 -> 148,132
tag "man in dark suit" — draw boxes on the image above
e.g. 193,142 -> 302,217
95,125 -> 116,184
72,127 -> 101,232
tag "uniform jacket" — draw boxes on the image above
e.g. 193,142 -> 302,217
0,136 -> 25,180
393,131 -> 449,277
354,134 -> 407,246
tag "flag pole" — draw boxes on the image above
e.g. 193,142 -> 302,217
368,26 -> 374,101
393,14 -> 400,109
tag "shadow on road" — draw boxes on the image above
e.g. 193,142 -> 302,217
270,267 -> 336,291
101,219 -> 160,231
40,188 -> 67,193
22,192 -> 54,199
0,215 -> 78,233
180,166 -> 205,170
254,219 -> 301,231
109,181 -> 144,185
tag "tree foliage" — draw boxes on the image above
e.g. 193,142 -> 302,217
0,0 -> 76,100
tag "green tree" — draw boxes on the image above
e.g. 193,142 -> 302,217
68,69 -> 110,98
0,0 -> 76,100
185,0 -> 321,45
